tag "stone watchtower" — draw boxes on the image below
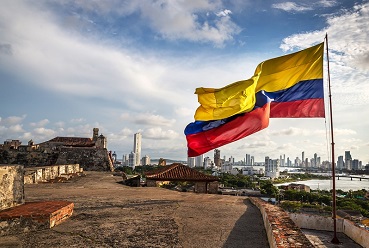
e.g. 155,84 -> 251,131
96,134 -> 107,149
92,128 -> 107,149
93,128 -> 99,142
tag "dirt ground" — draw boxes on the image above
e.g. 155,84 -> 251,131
1,171 -> 269,248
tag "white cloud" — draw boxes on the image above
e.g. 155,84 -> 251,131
175,107 -> 194,117
216,9 -> 232,17
33,127 -> 56,136
0,115 -> 26,125
42,0 -> 239,46
238,140 -> 276,149
54,121 -> 65,128
334,128 -> 357,136
279,2 -> 369,110
120,112 -> 175,127
135,1 -> 240,46
143,127 -> 178,140
272,2 -> 313,12
318,0 -> 338,8
70,118 -> 86,123
30,119 -> 49,127
8,124 -> 25,133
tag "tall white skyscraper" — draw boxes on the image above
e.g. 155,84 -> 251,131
133,133 -> 142,166
195,154 -> 204,167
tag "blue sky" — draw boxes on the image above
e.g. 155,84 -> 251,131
1,0 -> 369,163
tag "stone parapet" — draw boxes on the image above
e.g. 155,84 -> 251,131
24,164 -> 83,184
0,165 -> 24,211
290,212 -> 369,248
249,197 -> 314,248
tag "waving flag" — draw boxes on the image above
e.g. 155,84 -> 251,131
185,42 -> 324,157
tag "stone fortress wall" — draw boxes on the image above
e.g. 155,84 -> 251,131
0,128 -> 114,171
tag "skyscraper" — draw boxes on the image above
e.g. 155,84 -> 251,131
345,151 -> 352,170
337,156 -> 344,170
195,154 -> 204,167
302,151 -> 305,167
246,154 -> 251,165
133,133 -> 142,167
128,151 -> 136,170
214,149 -> 221,168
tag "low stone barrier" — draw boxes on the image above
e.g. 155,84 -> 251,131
0,165 -> 24,211
249,197 -> 314,248
289,212 -> 369,248
24,164 -> 83,184
343,219 -> 369,248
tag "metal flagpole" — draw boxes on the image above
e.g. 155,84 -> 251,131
325,33 -> 340,244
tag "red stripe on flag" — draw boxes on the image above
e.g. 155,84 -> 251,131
187,103 -> 271,157
270,98 -> 325,118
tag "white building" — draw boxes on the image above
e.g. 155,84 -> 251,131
142,155 -> 150,166
187,157 -> 195,167
204,157 -> 212,169
133,133 -> 142,166
128,152 -> 136,170
122,154 -> 129,166
265,157 -> 280,179
195,154 -> 204,167
242,166 -> 264,175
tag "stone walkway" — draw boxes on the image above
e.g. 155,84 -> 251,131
302,229 -> 362,248
0,171 -> 269,248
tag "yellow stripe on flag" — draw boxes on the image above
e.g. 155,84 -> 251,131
194,79 -> 256,121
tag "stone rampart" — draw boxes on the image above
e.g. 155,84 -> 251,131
56,147 -> 113,171
0,165 -> 24,211
249,197 -> 314,248
0,147 -> 113,171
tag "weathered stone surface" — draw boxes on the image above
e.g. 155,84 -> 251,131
55,147 -> 113,171
0,148 -> 113,171
0,165 -> 24,211
2,172 -> 269,248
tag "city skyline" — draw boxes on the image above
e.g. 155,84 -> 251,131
1,1 -> 369,162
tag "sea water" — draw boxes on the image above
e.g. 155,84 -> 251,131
275,177 -> 369,191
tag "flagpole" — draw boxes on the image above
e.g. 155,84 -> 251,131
325,33 -> 340,244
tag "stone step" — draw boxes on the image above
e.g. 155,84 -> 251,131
0,201 -> 74,236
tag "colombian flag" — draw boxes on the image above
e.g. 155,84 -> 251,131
185,42 -> 324,157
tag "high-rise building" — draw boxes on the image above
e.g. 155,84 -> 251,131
142,155 -> 150,166
246,154 -> 251,165
345,151 -> 352,170
204,157 -> 212,169
302,151 -> 305,167
352,159 -> 360,170
250,156 -> 254,166
133,133 -> 142,167
214,149 -> 221,168
195,154 -> 204,167
122,154 -> 129,166
128,152 -> 136,170
313,153 -> 318,168
337,156 -> 344,170
265,156 -> 280,179
187,157 -> 196,167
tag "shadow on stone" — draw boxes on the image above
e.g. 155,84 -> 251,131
223,198 -> 269,248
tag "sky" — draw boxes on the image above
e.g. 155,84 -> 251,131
1,0 -> 369,163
